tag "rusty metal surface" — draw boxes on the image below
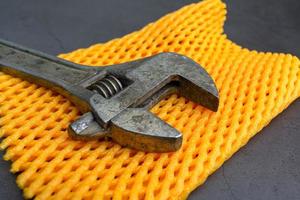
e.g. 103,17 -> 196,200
0,39 -> 219,152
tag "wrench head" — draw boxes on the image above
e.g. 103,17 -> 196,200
70,52 -> 219,152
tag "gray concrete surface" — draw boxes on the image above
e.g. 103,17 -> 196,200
0,0 -> 299,199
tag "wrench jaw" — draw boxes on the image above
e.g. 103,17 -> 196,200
68,108 -> 182,152
110,108 -> 182,152
139,52 -> 220,112
177,76 -> 219,112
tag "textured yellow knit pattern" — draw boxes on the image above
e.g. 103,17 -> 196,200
0,0 -> 299,199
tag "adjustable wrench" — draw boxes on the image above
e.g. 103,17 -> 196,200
0,39 -> 219,152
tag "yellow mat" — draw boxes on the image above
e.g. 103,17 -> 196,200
0,0 -> 299,199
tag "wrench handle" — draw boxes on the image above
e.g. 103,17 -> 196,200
0,39 -> 97,87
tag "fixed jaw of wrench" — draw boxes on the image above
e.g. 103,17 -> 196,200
0,39 -> 219,152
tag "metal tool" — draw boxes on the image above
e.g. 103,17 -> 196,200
0,39 -> 219,152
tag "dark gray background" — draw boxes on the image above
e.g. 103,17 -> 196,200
0,0 -> 299,199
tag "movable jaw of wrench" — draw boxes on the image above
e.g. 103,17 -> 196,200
0,39 -> 219,152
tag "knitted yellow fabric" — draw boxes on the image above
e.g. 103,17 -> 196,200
0,0 -> 299,199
